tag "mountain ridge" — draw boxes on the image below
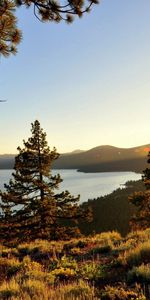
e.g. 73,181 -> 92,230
0,144 -> 150,172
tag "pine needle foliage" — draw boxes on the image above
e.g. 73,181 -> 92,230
0,0 -> 98,57
0,0 -> 22,57
15,0 -> 98,23
129,151 -> 150,230
0,120 -> 91,243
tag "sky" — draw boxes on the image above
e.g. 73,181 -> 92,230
0,0 -> 150,154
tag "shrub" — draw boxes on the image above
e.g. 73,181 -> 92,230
118,241 -> 150,266
25,269 -> 55,285
79,262 -> 106,281
52,267 -> 77,280
99,284 -> 146,300
115,238 -> 136,252
98,231 -> 121,242
0,257 -> 21,277
70,247 -> 83,256
126,242 -> 150,266
63,239 -> 84,253
89,231 -> 121,254
17,239 -> 63,261
22,279 -> 47,298
0,279 -> 20,299
1,248 -> 12,258
47,280 -> 97,300
127,229 -> 150,243
63,280 -> 96,299
58,255 -> 78,270
128,264 -> 150,284
91,231 -> 121,246
22,255 -> 43,272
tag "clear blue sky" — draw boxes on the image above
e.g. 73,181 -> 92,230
0,0 -> 150,154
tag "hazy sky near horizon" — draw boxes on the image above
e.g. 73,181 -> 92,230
0,0 -> 150,154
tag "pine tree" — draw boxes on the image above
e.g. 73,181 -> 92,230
129,151 -> 150,230
0,0 -> 22,57
0,120 -> 91,243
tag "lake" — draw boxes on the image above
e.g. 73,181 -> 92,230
0,169 -> 141,203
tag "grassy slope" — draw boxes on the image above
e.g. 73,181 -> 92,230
0,179 -> 149,299
0,229 -> 149,299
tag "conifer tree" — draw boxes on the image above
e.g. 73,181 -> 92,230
0,120 -> 91,243
0,0 -> 22,57
129,151 -> 150,230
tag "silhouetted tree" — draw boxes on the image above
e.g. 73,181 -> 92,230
142,151 -> 150,189
0,0 -> 98,57
0,120 -> 91,243
129,151 -> 150,230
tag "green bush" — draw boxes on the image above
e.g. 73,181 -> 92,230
58,255 -> 78,270
79,262 -> 106,281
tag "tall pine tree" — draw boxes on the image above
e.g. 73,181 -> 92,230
129,151 -> 150,230
0,120 -> 90,243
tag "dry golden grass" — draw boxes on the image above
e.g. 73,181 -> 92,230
0,229 -> 149,299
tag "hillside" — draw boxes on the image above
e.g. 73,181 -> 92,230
54,144 -> 150,173
79,180 -> 145,237
0,144 -> 150,172
53,144 -> 150,172
0,228 -> 149,299
0,154 -> 15,169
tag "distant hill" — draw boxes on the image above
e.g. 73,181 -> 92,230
0,144 -> 150,173
53,144 -> 150,173
68,149 -> 85,154
0,154 -> 15,169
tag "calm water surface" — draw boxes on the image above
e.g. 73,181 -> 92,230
0,169 -> 141,203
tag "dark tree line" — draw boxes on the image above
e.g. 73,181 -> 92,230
129,151 -> 150,230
